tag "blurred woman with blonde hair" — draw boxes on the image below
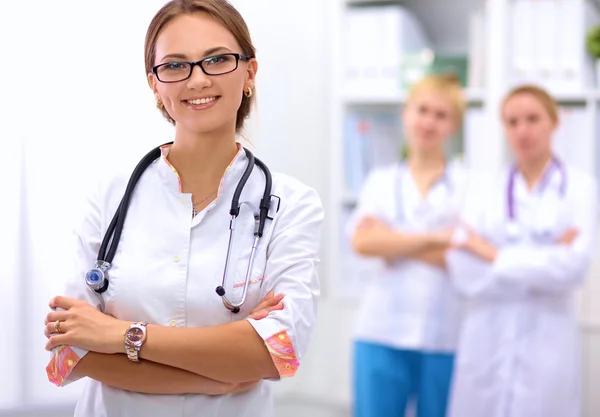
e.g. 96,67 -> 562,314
349,73 -> 468,417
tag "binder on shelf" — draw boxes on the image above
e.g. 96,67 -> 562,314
509,0 -> 600,94
467,8 -> 487,89
342,4 -> 430,98
343,109 -> 402,197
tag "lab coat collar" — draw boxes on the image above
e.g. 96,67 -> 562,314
512,158 -> 564,197
156,142 -> 247,197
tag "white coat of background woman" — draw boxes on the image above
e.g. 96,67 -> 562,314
446,85 -> 598,417
349,74 -> 468,417
42,1 -> 324,416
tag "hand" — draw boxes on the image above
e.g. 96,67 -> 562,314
452,224 -> 498,263
206,380 -> 260,396
226,380 -> 261,395
356,216 -> 389,231
429,227 -> 455,247
44,296 -> 129,354
355,216 -> 396,245
247,291 -> 284,320
557,228 -> 579,245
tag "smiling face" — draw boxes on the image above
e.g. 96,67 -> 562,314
147,12 -> 257,136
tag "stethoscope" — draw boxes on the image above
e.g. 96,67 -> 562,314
84,142 -> 279,314
505,155 -> 567,240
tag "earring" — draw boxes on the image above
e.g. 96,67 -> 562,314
156,99 -> 164,110
244,87 -> 253,98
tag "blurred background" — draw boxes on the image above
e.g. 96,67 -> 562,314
1,0 -> 599,416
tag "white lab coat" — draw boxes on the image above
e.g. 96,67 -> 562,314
446,164 -> 598,417
47,144 -> 324,417
349,162 -> 468,352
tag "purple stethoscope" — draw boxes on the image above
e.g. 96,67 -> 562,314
505,156 -> 567,240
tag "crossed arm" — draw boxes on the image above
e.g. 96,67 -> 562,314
351,215 -> 451,268
45,293 -> 284,395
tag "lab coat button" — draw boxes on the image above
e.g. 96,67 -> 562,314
174,255 -> 180,263
169,320 -> 177,327
180,198 -> 187,205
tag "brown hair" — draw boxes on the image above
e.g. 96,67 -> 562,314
502,84 -> 559,123
406,73 -> 466,125
144,0 -> 256,132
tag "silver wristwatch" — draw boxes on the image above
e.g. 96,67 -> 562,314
124,321 -> 148,362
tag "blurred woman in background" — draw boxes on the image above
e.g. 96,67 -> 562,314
446,85 -> 598,417
349,74 -> 468,417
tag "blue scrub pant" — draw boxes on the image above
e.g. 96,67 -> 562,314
353,340 -> 455,417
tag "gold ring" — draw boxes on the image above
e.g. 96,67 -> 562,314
54,320 -> 62,334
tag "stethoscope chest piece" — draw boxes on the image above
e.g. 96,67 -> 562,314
505,220 -> 522,242
85,260 -> 111,293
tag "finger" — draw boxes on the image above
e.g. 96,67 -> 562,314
269,301 -> 284,312
255,293 -> 283,311
252,298 -> 272,313
260,294 -> 284,310
251,301 -> 285,320
258,291 -> 275,303
46,320 -> 68,336
357,216 -> 378,228
45,334 -> 71,351
49,296 -> 79,310
249,310 -> 268,320
45,310 -> 69,325
233,381 -> 259,393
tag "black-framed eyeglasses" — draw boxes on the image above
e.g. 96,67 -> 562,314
152,53 -> 251,83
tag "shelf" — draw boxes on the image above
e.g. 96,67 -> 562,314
553,91 -> 595,105
343,88 -> 486,107
346,0 -> 403,6
341,89 -> 600,107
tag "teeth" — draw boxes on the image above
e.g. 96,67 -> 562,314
187,97 -> 216,105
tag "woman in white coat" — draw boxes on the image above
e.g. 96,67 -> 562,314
446,85 -> 598,417
42,1 -> 324,416
350,74 -> 468,417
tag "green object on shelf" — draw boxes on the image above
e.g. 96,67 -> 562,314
401,49 -> 469,90
400,141 -> 409,159
586,25 -> 600,59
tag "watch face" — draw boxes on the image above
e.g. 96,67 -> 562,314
127,327 -> 144,343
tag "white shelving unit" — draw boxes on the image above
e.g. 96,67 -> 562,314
329,0 -> 600,298
328,1 -> 600,413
